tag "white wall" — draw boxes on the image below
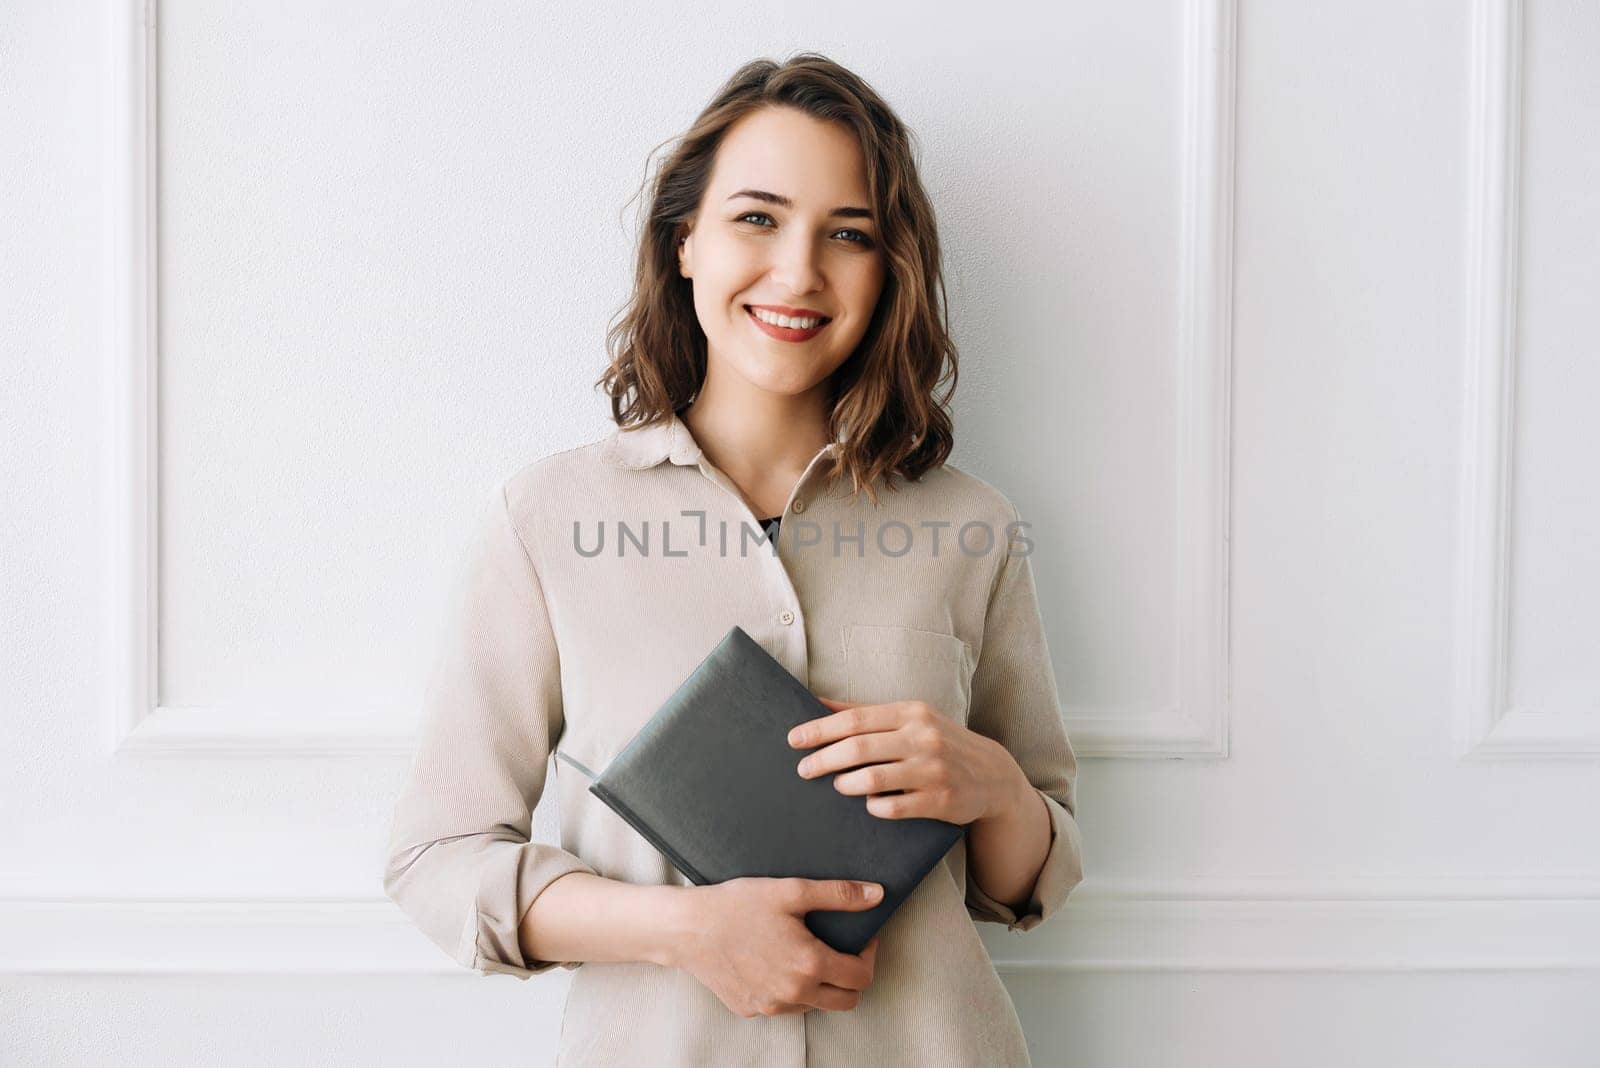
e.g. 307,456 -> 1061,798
4,0 -> 1597,1064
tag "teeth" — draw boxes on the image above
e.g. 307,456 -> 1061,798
750,307 -> 824,330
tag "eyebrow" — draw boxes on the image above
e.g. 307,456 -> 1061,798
725,189 -> 875,221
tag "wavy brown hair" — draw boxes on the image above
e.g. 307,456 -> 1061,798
595,53 -> 958,506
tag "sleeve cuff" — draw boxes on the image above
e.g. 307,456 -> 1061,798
965,788 -> 1083,932
460,842 -> 599,980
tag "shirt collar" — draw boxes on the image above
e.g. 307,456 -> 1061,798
600,409 -> 703,469
600,409 -> 841,471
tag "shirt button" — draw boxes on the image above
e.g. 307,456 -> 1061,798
778,610 -> 795,625
791,498 -> 806,513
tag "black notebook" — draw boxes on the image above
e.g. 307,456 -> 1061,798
578,624 -> 965,955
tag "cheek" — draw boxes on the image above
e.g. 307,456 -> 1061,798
701,272 -> 764,315
838,258 -> 885,310
689,255 -> 748,316
698,233 -> 761,284
859,258 -> 888,301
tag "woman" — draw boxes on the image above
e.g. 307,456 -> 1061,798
384,53 -> 1083,1067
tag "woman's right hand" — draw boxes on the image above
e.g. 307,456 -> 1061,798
666,877 -> 884,1018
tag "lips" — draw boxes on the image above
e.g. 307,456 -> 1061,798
744,305 -> 831,342
747,304 -> 830,320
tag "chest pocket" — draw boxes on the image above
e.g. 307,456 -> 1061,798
841,623 -> 975,725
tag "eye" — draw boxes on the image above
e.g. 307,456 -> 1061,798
733,213 -> 875,248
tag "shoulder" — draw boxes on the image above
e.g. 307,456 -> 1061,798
899,460 -> 1023,526
498,430 -> 617,518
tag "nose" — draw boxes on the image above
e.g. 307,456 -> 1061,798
768,232 -> 825,296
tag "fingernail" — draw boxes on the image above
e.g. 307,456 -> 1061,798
862,883 -> 882,901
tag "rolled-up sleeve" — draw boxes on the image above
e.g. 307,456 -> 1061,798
963,501 -> 1085,932
383,480 -> 598,979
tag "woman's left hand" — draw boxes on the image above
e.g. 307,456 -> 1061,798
788,696 -> 1026,826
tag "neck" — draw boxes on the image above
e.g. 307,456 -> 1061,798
681,381 -> 835,484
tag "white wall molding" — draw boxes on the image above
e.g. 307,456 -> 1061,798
1067,0 -> 1238,760
98,1 -> 436,758
1455,0 -> 1600,759
7,878 -> 1598,975
1005,877 -> 1600,974
102,0 -> 159,756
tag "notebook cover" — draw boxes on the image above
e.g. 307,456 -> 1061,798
586,624 -> 965,956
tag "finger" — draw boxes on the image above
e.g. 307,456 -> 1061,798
796,730 -> 913,780
818,945 -> 876,991
787,702 -> 895,749
789,877 -> 884,913
860,936 -> 879,968
806,983 -> 865,1012
856,942 -> 878,982
809,933 -> 881,991
830,754 -> 928,795
864,789 -> 933,820
790,696 -> 856,744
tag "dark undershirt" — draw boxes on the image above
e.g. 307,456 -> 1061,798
757,514 -> 781,534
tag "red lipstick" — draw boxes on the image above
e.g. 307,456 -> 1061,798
744,304 -> 831,343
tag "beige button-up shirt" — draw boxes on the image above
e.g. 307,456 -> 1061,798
383,411 -> 1084,1067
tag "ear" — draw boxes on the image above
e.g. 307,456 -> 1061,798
677,227 -> 692,279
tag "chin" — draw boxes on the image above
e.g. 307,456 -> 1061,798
749,377 -> 824,398
719,354 -> 816,393
739,370 -> 829,398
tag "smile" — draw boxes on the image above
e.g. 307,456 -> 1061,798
745,305 -> 831,342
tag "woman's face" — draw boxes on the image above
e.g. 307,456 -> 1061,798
678,106 -> 887,400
